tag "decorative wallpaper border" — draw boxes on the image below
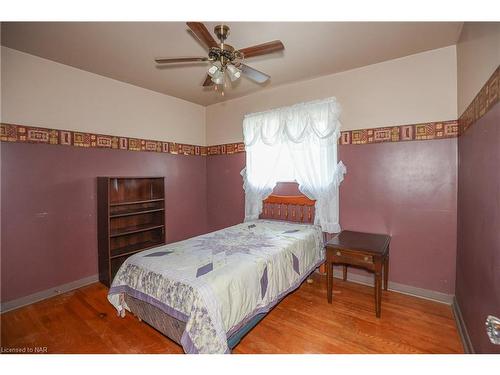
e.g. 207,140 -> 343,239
339,120 -> 458,145
0,123 -> 208,156
458,65 -> 499,135
1,66 -> 497,156
0,120 -> 459,157
206,120 -> 460,155
207,142 -> 246,155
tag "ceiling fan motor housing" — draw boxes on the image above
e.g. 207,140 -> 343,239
214,24 -> 230,42
209,44 -> 237,66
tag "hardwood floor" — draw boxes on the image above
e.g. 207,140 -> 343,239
1,273 -> 463,354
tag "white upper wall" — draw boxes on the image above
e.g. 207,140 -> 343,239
1,45 -> 460,147
206,46 -> 458,145
1,47 -> 206,145
457,22 -> 500,116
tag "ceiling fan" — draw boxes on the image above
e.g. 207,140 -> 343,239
155,22 -> 284,95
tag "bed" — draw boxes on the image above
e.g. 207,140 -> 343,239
108,195 -> 323,354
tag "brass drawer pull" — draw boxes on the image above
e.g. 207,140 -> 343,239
364,256 -> 370,262
336,251 -> 341,256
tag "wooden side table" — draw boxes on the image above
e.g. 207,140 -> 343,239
325,230 -> 391,318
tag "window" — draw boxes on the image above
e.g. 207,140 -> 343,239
251,142 -> 296,182
242,97 -> 346,233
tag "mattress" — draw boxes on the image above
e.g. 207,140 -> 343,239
108,219 -> 324,354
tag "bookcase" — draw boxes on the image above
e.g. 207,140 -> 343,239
97,177 -> 165,287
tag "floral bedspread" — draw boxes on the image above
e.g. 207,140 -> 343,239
108,219 -> 324,354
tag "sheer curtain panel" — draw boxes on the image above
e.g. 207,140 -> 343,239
241,97 -> 346,233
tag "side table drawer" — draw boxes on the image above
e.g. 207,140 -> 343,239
327,248 -> 374,264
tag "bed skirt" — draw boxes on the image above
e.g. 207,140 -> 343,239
125,293 -> 186,345
124,294 -> 266,351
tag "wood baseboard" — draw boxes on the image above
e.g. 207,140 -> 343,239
451,296 -> 475,353
314,268 -> 454,305
0,274 -> 99,313
2,269 -> 455,313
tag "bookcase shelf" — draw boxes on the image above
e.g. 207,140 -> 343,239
110,239 -> 164,259
110,198 -> 165,207
110,223 -> 165,237
110,208 -> 164,218
98,177 -> 166,287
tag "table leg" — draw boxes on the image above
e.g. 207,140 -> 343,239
327,261 -> 333,304
342,265 -> 347,281
374,261 -> 382,318
383,256 -> 389,291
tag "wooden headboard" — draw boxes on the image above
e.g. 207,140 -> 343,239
261,194 -> 316,224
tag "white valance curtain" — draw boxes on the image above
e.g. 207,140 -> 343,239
241,97 -> 346,233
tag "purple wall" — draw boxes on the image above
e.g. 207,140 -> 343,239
1,142 -> 208,303
207,139 -> 458,294
206,152 -> 246,232
1,136 -> 460,303
456,103 -> 500,354
340,139 -> 457,294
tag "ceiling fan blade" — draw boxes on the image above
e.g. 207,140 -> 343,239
155,57 -> 208,64
186,22 -> 218,49
202,74 -> 214,86
238,40 -> 284,58
239,64 -> 270,83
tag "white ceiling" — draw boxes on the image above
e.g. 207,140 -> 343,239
1,22 -> 463,106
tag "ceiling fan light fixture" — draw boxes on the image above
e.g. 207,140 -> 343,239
226,64 -> 241,82
207,61 -> 222,78
211,71 -> 225,85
